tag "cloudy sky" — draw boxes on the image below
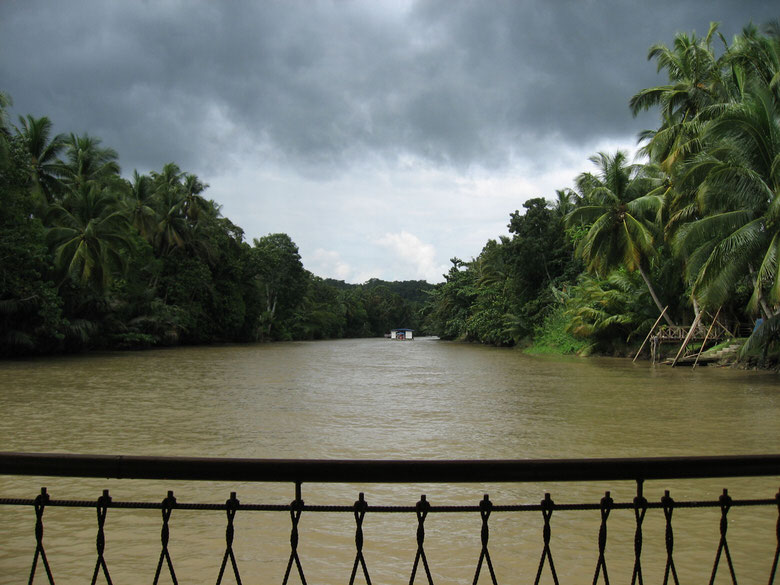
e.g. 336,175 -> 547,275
1,1 -> 776,283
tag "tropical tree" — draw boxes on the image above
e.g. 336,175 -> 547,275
552,188 -> 580,218
726,21 -> 780,101
150,164 -> 188,256
248,233 -> 307,339
673,85 -> 780,320
46,183 -> 131,294
424,257 -> 478,340
56,133 -> 120,191
0,127 -> 65,355
124,171 -> 158,242
564,270 -> 657,352
739,310 -> 780,363
148,164 -> 217,258
464,240 -> 515,345
630,22 -> 729,170
14,115 -> 66,206
566,151 -> 674,325
151,162 -> 183,189
181,173 -> 211,221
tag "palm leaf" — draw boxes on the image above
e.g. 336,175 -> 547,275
739,313 -> 780,359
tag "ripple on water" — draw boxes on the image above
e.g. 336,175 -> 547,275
1,339 -> 778,583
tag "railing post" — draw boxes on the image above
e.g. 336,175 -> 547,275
592,490 -> 612,585
472,494 -> 497,585
28,486 -> 54,585
534,492 -> 559,585
661,490 -> 679,585
282,482 -> 306,585
709,488 -> 737,585
631,479 -> 647,585
409,495 -> 433,585
216,491 -> 242,585
349,492 -> 371,585
90,489 -> 112,585
153,490 -> 178,585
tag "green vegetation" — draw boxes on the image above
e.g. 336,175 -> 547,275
526,305 -> 589,356
0,98 -> 431,356
3,19 -> 780,366
422,20 -> 780,366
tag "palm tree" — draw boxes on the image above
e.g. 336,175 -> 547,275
739,311 -> 780,363
14,115 -> 66,205
145,163 -> 186,256
124,171 -> 158,242
673,85 -> 780,319
727,21 -> 780,101
565,151 -> 674,325
564,270 -> 656,347
46,183 -> 131,294
630,22 -> 729,170
57,133 -> 120,191
635,23 -> 779,244
152,185 -> 188,256
151,162 -> 183,195
630,21 -> 727,119
551,188 -> 580,218
181,173 -> 211,221
147,164 -> 219,260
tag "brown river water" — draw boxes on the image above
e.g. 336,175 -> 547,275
0,337 -> 778,584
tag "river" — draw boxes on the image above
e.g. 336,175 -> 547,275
1,338 -> 778,583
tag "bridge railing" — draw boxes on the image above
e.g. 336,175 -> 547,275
1,452 -> 779,585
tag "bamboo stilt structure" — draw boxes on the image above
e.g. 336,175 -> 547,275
671,311 -> 703,367
633,306 -> 669,363
693,307 -> 721,369
712,315 -> 730,337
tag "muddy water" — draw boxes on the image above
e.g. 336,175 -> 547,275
0,338 -> 778,584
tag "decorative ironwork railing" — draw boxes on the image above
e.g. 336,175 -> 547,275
1,452 -> 779,585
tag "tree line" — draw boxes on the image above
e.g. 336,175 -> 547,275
3,20 -> 778,362
423,21 -> 780,363
0,104 -> 431,356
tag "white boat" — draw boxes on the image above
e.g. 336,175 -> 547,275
389,328 -> 414,340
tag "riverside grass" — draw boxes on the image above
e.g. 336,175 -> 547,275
526,306 -> 590,355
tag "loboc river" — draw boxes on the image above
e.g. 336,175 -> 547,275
0,337 -> 778,584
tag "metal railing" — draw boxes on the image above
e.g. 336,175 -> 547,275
1,452 -> 779,585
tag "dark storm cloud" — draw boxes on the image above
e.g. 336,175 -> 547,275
1,0 -> 776,175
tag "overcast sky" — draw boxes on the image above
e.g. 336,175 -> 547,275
2,1 -> 776,283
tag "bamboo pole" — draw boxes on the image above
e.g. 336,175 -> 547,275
671,311 -> 703,367
693,307 -> 721,369
712,314 -> 730,338
633,306 -> 668,363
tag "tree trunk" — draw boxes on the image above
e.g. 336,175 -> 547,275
267,297 -> 277,335
748,264 -> 772,320
638,264 -> 675,327
265,284 -> 277,335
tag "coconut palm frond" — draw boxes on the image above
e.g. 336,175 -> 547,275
672,210 -> 755,257
739,313 -> 780,360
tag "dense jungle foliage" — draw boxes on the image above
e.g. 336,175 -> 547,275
2,20 -> 779,362
424,21 -> 780,363
0,104 -> 432,355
